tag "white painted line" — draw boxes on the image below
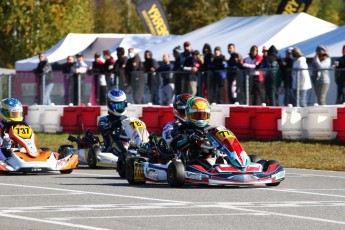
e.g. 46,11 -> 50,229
72,172 -> 116,177
47,212 -> 267,221
0,213 -> 112,230
0,192 -> 83,197
286,172 -> 345,179
260,188 -> 345,198
0,182 -> 190,204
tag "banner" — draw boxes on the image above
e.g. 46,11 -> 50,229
276,0 -> 313,14
135,0 -> 171,35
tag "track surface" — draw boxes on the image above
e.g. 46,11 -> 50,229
1,168 -> 345,230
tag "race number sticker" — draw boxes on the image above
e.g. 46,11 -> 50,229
13,125 -> 33,139
130,120 -> 145,129
216,130 -> 235,141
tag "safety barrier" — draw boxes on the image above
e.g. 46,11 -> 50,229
23,104 -> 345,141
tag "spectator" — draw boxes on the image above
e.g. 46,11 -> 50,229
227,43 -> 243,104
201,43 -> 214,100
183,50 -> 201,96
291,47 -> 312,107
279,47 -> 294,105
103,50 -> 116,90
334,45 -> 345,104
262,46 -> 268,57
242,45 -> 264,105
157,54 -> 174,105
311,45 -> 331,105
62,55 -> 75,105
172,46 -> 183,95
181,41 -> 193,94
114,47 -> 128,92
211,46 -> 227,104
33,52 -> 54,105
144,50 -> 160,104
91,52 -> 106,105
73,53 -> 88,105
260,45 -> 279,106
125,48 -> 145,104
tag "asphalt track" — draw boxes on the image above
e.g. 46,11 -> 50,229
1,167 -> 345,230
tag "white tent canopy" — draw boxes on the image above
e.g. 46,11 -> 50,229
143,13 -> 337,60
15,33 -> 178,71
280,25 -> 345,58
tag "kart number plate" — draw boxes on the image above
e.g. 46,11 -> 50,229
130,120 -> 145,129
216,130 -> 235,141
13,125 -> 33,139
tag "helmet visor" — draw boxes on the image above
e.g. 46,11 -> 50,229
108,101 -> 127,111
3,109 -> 22,118
189,111 -> 210,120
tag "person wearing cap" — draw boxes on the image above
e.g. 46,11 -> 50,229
180,41 -> 193,94
291,47 -> 312,107
262,46 -> 268,57
91,52 -> 105,105
334,45 -> 345,104
172,45 -> 184,95
311,45 -> 331,105
33,52 -> 54,105
72,53 -> 88,105
279,47 -> 294,105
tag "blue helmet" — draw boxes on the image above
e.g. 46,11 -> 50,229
106,89 -> 127,116
0,98 -> 23,123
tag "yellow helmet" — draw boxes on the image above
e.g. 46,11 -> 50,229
0,98 -> 23,123
185,97 -> 210,128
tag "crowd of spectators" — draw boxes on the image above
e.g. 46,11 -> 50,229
35,43 -> 345,107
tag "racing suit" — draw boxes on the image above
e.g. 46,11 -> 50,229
170,122 -> 216,168
0,121 -> 26,160
97,113 -> 128,155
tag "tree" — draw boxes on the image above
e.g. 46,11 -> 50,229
0,0 -> 93,68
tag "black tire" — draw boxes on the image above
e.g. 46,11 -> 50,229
60,169 -> 73,174
264,160 -> 281,187
126,158 -> 146,185
167,161 -> 185,187
249,154 -> 261,163
40,147 -> 52,152
87,147 -> 99,169
117,154 -> 126,178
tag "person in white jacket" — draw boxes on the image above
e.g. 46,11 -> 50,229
291,47 -> 312,107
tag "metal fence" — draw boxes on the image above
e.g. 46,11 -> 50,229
3,68 -> 344,106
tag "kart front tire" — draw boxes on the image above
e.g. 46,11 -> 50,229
167,161 -> 185,188
57,145 -> 74,160
60,169 -> 73,174
126,158 -> 146,185
87,147 -> 99,169
264,160 -> 281,187
117,154 -> 126,178
249,154 -> 261,163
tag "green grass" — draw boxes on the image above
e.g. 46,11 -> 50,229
35,133 -> 345,171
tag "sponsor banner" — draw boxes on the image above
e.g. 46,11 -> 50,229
276,0 -> 313,14
135,0 -> 171,35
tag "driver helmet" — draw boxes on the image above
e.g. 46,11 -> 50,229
173,94 -> 192,121
0,98 -> 23,123
185,97 -> 210,128
107,89 -> 128,116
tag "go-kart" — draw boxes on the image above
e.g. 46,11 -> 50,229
58,117 -> 150,178
126,125 -> 285,187
0,122 -> 78,174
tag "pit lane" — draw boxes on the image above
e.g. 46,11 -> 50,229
1,168 -> 345,230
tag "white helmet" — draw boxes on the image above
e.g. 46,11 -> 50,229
106,89 -> 127,116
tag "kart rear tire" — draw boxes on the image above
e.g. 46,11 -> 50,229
40,147 -> 52,152
167,161 -> 185,188
87,147 -> 99,169
60,169 -> 73,174
126,158 -> 146,185
117,154 -> 126,178
249,154 -> 261,163
264,160 -> 281,187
